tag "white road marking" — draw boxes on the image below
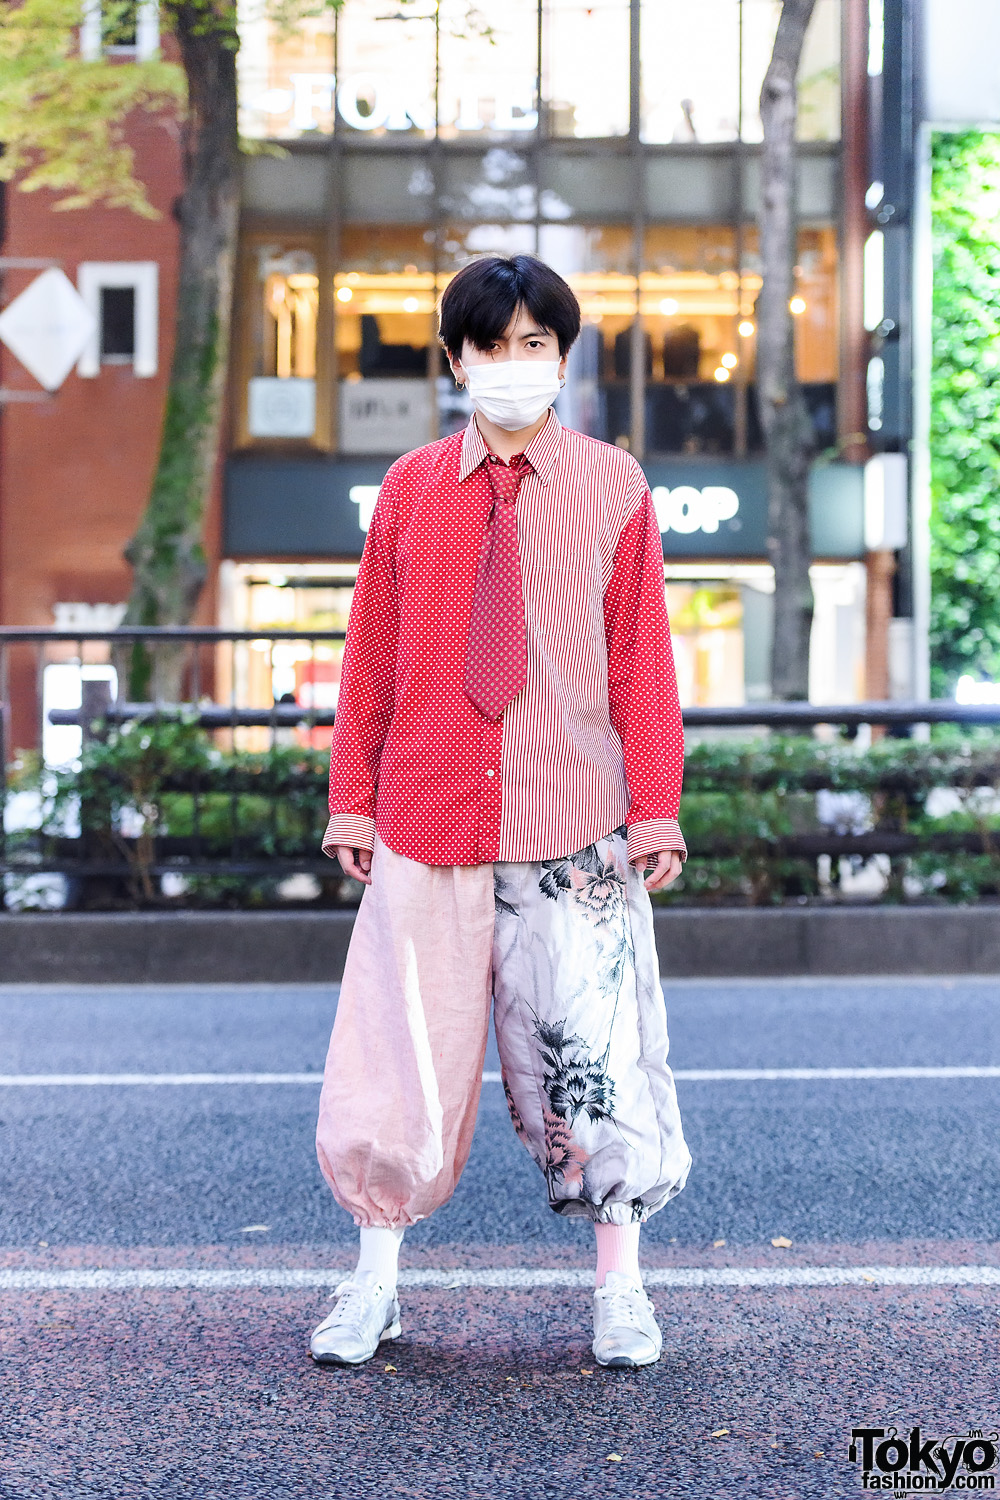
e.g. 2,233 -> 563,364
2,1264 -> 1000,1291
1,1066 -> 999,1086
675,1066 -> 1000,1081
0,1073 -> 326,1086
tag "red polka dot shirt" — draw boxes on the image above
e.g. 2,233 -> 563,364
323,410 -> 686,867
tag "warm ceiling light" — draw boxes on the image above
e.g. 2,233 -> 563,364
336,286 -> 353,302
402,296 -> 420,312
789,296 -> 807,315
738,319 -> 755,337
713,366 -> 731,382
721,352 -> 738,369
659,297 -> 679,315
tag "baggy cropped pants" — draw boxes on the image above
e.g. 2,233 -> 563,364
315,826 -> 692,1228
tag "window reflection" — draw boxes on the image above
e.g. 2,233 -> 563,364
247,246 -> 319,440
637,225 -> 837,455
437,0 -> 539,140
440,150 -> 537,222
334,0 -> 436,137
237,8 -> 335,140
641,0 -> 840,145
237,0 -> 840,144
335,228 -> 434,453
667,585 -> 745,707
641,0 -> 742,144
536,223 -> 837,455
544,0 -> 631,138
796,0 -> 840,141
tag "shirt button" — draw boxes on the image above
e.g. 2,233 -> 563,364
486,769 -> 495,777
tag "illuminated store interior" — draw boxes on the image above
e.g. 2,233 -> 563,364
227,0 -> 862,711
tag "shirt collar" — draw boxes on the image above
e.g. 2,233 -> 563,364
459,408 -> 563,485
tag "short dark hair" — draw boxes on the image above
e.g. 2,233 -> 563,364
438,254 -> 581,360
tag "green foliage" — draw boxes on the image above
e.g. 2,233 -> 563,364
10,724 -> 1000,909
663,729 -> 1000,906
930,130 -> 1000,695
0,0 -> 184,215
0,0 -> 347,216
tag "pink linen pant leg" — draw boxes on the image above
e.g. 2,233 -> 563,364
315,835 -> 495,1228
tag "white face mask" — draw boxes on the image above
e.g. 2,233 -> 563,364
459,358 -> 562,432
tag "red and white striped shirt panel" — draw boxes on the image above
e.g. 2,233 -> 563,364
323,410 -> 686,866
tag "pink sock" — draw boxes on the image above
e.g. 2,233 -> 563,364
594,1221 -> 642,1287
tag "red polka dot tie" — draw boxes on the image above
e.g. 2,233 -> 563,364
464,452 -> 531,721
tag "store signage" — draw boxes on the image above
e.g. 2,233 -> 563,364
339,378 -> 431,455
249,72 -> 537,135
347,482 -> 741,537
226,458 -> 864,561
350,485 -> 380,530
0,268 -> 96,391
248,377 -> 316,439
52,602 -> 127,630
651,485 -> 740,535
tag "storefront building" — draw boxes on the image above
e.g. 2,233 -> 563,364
223,0 -> 872,712
0,0 -> 880,740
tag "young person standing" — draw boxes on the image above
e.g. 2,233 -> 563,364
310,254 -> 692,1369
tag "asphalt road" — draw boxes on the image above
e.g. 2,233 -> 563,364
1,977 -> 999,1499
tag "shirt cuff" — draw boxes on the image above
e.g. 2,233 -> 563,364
322,814 -> 376,858
626,818 -> 687,865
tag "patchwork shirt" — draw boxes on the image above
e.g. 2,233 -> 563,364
323,409 -> 686,867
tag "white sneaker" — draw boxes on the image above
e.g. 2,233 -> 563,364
592,1270 -> 663,1368
309,1270 -> 402,1366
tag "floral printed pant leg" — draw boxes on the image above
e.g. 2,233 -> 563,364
492,826 -> 692,1225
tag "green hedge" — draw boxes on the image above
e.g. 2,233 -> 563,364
930,130 -> 1000,695
6,719 -> 1000,909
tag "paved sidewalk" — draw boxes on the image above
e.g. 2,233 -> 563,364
3,1255 -> 998,1499
1,979 -> 998,1499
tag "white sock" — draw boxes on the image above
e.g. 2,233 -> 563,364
354,1225 -> 405,1290
594,1221 -> 642,1288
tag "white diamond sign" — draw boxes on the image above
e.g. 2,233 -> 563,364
0,268 -> 96,391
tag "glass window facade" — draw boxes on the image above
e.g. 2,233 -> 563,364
238,0 -> 840,144
234,0 -> 842,459
235,220 -> 838,458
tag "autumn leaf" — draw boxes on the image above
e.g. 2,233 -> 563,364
713,1238 -> 726,1247
384,1363 -> 397,1373
711,1429 -> 730,1437
771,1236 -> 793,1248
606,1454 -> 623,1463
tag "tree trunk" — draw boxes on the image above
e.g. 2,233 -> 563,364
758,0 -> 817,700
120,6 -> 241,701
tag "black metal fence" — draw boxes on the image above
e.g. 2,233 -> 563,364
2,627 -> 1000,910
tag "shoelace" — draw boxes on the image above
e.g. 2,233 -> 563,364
323,1280 -> 381,1328
596,1288 -> 651,1327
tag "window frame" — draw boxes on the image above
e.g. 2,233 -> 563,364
76,261 -> 159,378
231,233 -> 335,453
79,0 -> 160,60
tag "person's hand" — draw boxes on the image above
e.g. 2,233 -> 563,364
336,845 -> 373,885
633,849 -> 683,892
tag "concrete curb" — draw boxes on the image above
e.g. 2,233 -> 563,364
0,907 -> 998,982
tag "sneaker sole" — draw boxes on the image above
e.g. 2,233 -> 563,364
310,1318 -> 402,1366
596,1350 -> 661,1368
